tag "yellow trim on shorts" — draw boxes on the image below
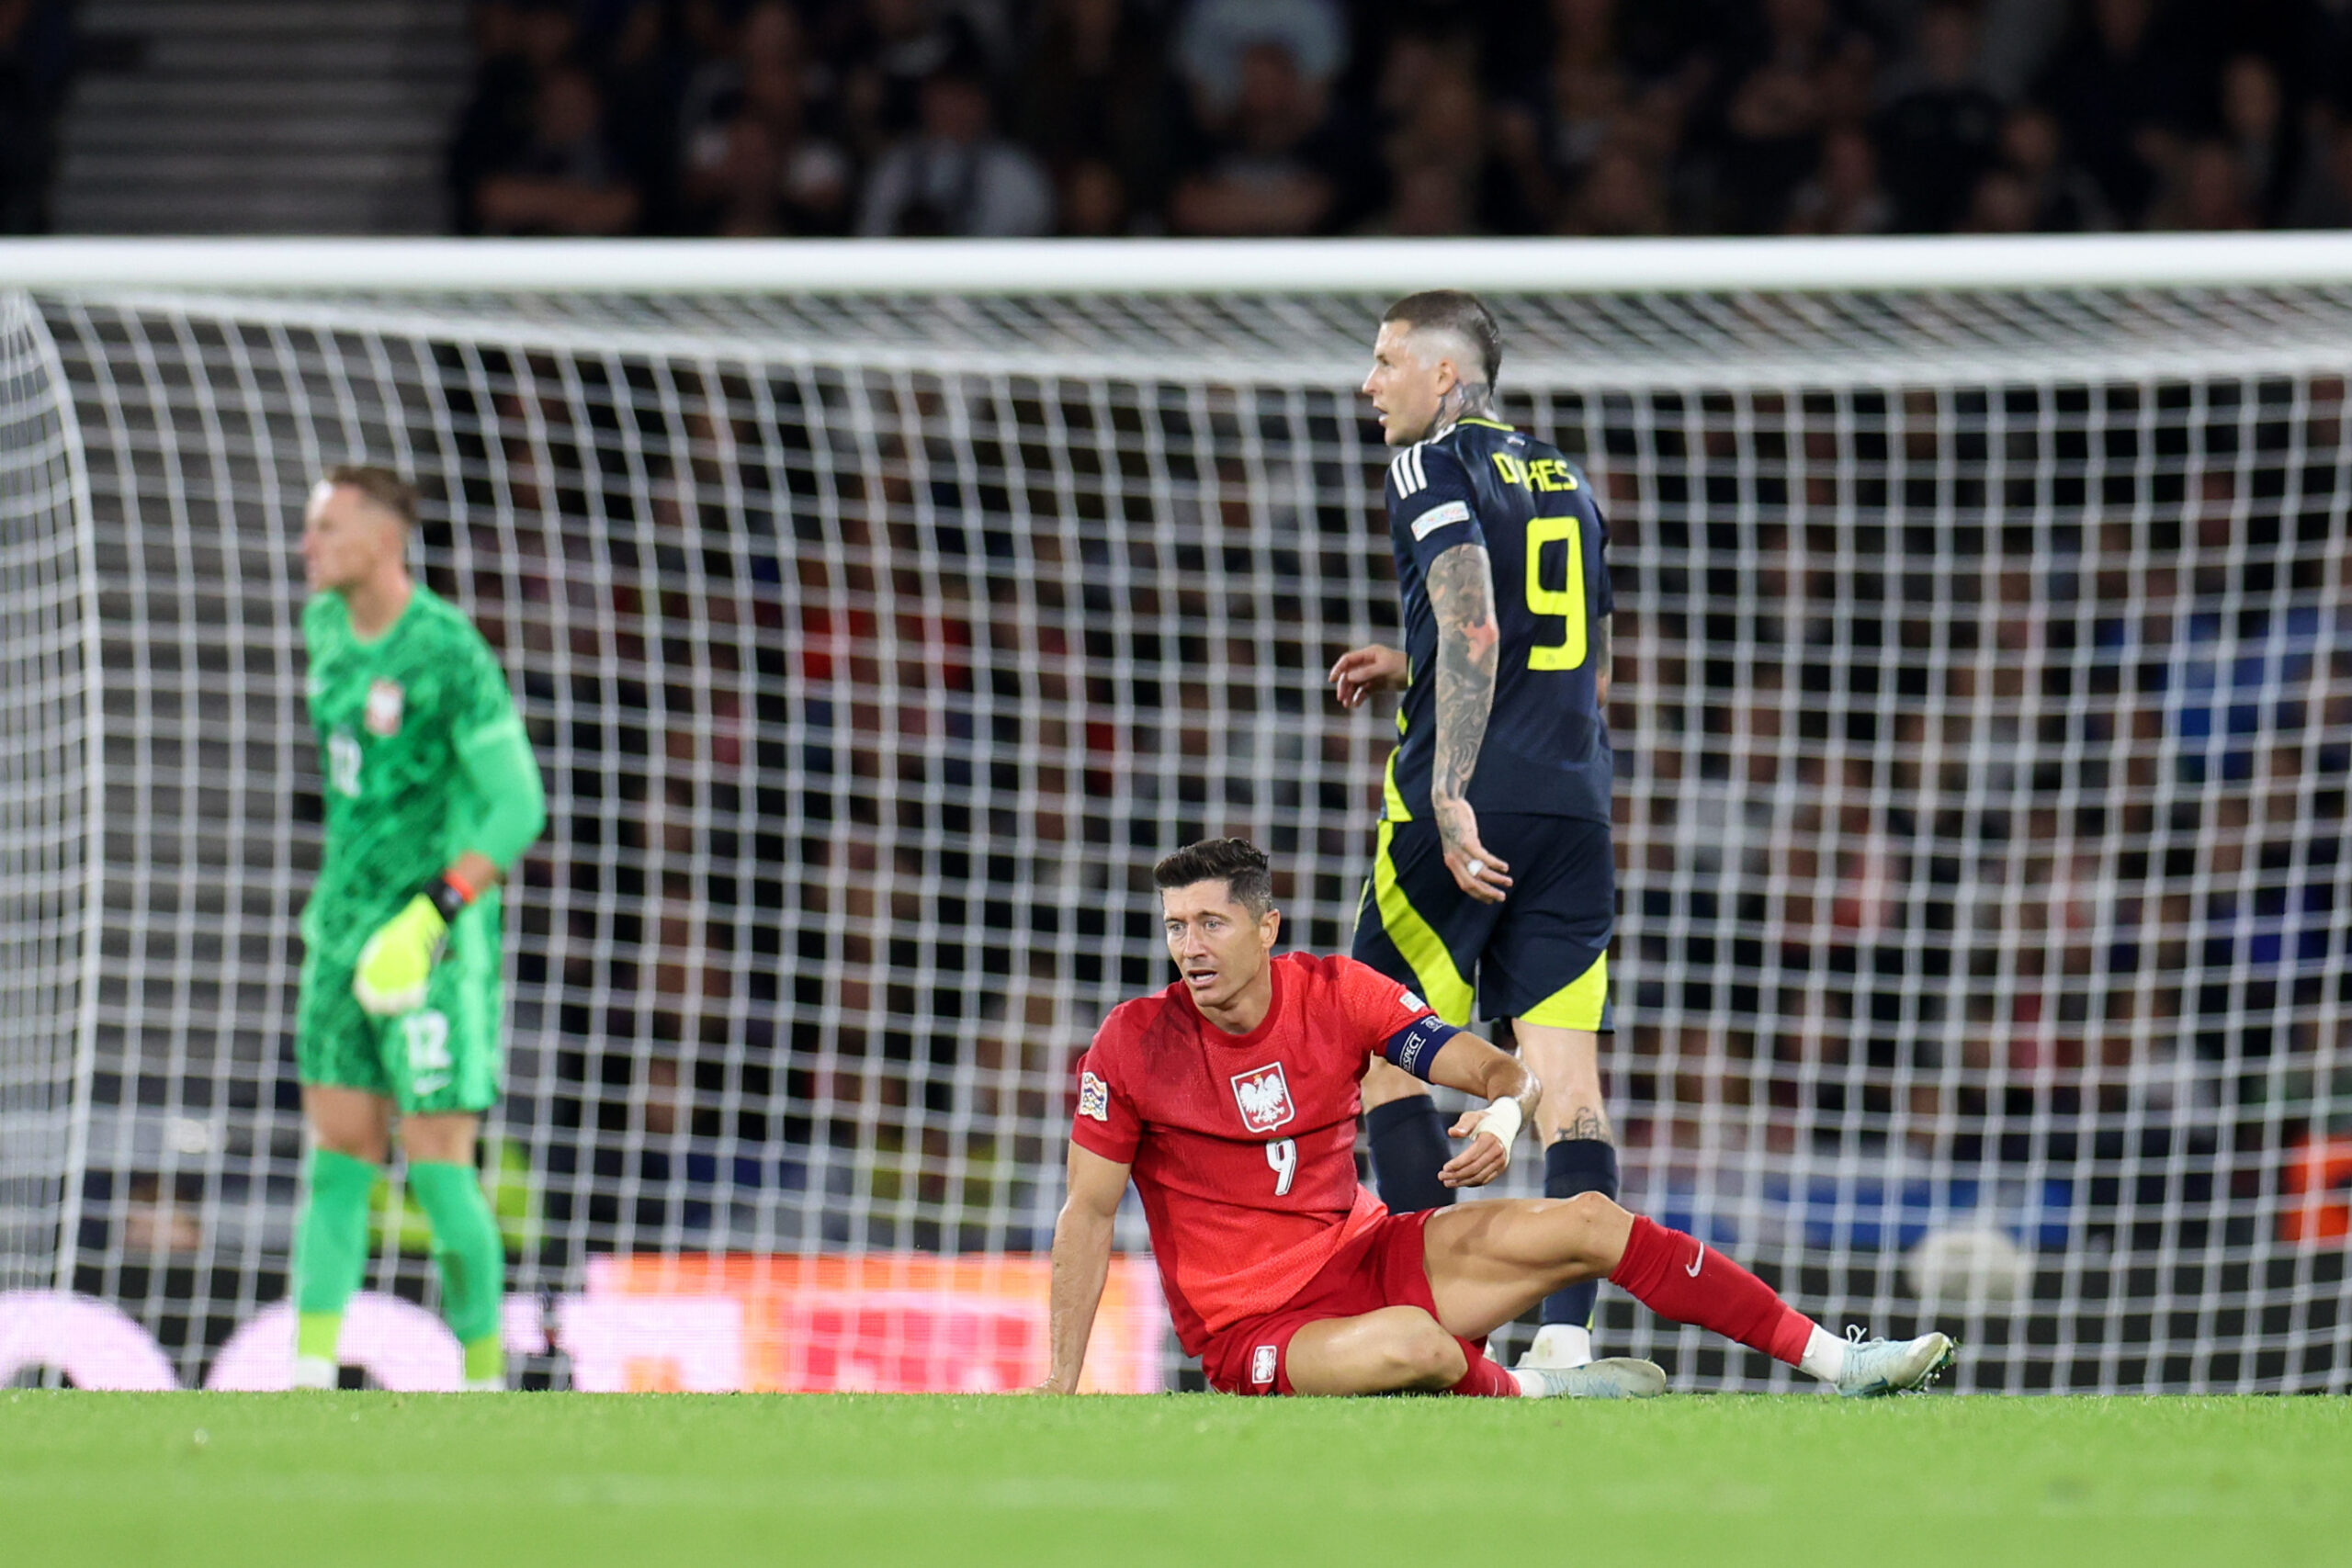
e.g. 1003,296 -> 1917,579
1372,820 -> 1474,1025
1519,951 -> 1609,1031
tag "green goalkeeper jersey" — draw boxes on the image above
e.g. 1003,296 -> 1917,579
302,586 -> 530,951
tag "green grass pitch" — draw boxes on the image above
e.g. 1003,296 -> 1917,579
3,1390 -> 2344,1567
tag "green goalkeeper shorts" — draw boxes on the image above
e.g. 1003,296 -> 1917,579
297,901 -> 504,1114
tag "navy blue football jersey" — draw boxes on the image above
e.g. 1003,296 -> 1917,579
1381,417 -> 1613,824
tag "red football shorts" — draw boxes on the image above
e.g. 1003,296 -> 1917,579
1201,1208 -> 1451,1396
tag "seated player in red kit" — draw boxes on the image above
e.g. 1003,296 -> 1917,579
1034,839 -> 1954,1399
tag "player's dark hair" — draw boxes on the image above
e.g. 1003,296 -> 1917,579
1383,290 -> 1502,386
326,463 -> 419,528
1153,839 -> 1275,917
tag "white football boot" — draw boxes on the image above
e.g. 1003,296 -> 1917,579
1515,1358 -> 1668,1399
1514,1354 -> 1665,1401
1834,1329 -> 1955,1397
1513,1323 -> 1665,1396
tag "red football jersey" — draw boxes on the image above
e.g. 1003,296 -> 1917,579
1070,951 -> 1451,1355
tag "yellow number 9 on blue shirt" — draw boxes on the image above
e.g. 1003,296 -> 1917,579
1524,515 -> 1587,671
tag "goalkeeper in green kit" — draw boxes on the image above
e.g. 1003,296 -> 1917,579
288,466 -> 546,1391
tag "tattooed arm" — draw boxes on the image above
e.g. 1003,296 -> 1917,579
1426,541 -> 1511,904
1428,542 -> 1499,803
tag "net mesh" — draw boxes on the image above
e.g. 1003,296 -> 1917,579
10,279 -> 2352,1392
0,294 -> 94,1300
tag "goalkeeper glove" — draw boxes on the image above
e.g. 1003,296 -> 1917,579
352,875 -> 474,1018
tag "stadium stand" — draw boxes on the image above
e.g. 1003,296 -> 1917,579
435,0 -> 2352,242
47,1 -> 471,235
15,1 -> 2352,240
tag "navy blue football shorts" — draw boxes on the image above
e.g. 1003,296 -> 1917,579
1349,811 -> 1614,1032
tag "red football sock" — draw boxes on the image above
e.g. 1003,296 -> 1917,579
1608,1214 -> 1815,1366
1447,1338 -> 1520,1398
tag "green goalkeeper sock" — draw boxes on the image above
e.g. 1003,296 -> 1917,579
463,1333 -> 504,1384
407,1160 -> 506,1363
292,1147 -> 380,1360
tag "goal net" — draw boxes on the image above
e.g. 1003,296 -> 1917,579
0,291 -> 95,1301
5,239 -> 2351,1393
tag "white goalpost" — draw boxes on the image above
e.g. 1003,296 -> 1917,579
3,235 -> 2351,1393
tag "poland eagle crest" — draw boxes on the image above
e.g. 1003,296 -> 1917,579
1228,1062 -> 1295,1134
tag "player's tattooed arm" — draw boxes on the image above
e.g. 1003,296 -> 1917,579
1425,541 -> 1510,902
1594,614 -> 1612,709
1427,541 -> 1498,813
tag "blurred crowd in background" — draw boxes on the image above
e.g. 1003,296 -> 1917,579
445,0 -> 2352,241
6,0 -> 2352,241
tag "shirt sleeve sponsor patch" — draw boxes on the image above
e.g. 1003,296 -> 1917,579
1408,499 -> 1471,540
1383,1019 -> 1459,1081
1078,1070 -> 1111,1122
1398,988 -> 1427,1014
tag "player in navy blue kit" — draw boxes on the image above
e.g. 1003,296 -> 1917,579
1330,291 -> 1642,1391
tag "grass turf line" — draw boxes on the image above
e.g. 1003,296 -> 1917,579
1,1391 -> 2344,1568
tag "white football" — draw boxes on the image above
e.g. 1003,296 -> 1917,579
1904,1224 -> 2030,1305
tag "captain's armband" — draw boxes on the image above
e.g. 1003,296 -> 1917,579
1382,1018 -> 1460,1081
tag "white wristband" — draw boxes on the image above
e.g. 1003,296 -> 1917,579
1471,1097 -> 1523,1168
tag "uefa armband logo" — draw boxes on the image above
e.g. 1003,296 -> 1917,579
1393,1027 -> 1436,1077
1408,500 -> 1470,540
1078,1070 -> 1111,1122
